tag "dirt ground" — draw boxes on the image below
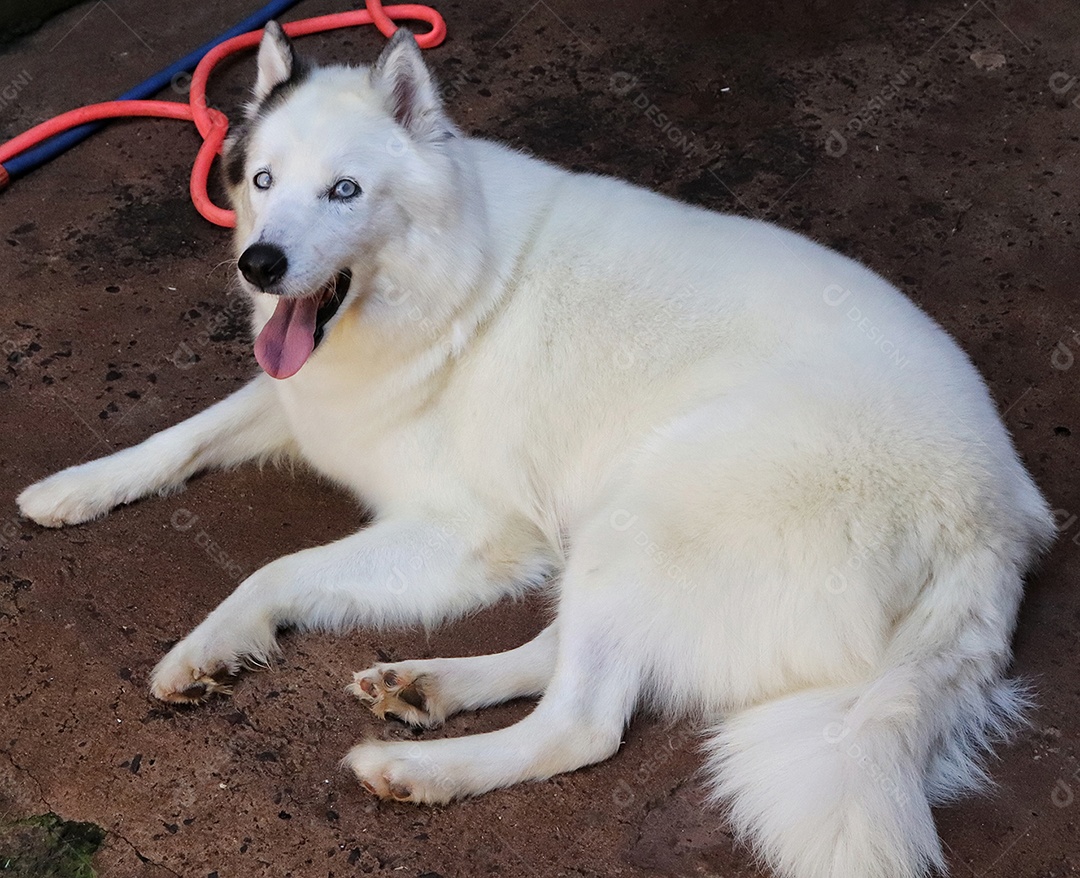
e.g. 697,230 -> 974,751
1,0 -> 1079,875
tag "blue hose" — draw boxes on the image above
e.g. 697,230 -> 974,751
5,0 -> 304,179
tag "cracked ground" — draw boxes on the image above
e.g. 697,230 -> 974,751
2,0 -> 1080,875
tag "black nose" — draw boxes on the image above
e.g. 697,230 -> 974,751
238,242 -> 288,290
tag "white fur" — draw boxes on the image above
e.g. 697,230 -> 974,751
17,28 -> 1054,878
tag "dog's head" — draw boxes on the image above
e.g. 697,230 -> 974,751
223,22 -> 462,379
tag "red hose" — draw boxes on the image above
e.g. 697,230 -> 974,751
0,0 -> 446,228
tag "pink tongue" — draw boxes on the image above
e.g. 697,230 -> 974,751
254,296 -> 320,379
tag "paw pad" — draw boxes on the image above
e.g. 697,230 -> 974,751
348,665 -> 439,727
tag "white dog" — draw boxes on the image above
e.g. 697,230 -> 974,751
17,23 -> 1054,878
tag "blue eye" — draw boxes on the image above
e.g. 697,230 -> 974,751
330,178 -> 360,200
253,170 -> 272,190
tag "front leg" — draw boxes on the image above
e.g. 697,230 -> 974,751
17,375 -> 289,527
150,515 -> 553,703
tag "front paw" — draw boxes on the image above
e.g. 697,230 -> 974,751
150,643 -> 239,704
150,629 -> 279,704
18,463 -> 120,527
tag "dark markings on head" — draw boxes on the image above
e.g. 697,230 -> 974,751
222,122 -> 250,190
222,52 -> 311,191
255,53 -> 311,119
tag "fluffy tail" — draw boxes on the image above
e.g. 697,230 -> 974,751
702,544 -> 1044,878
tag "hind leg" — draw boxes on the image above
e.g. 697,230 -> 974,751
345,555 -> 642,803
349,623 -> 558,727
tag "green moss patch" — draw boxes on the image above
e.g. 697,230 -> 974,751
0,813 -> 104,877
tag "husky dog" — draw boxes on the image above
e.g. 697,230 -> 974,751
18,22 -> 1053,878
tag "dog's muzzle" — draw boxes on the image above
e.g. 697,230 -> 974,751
239,242 -> 288,290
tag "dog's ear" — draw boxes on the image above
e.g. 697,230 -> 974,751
254,20 -> 300,103
371,28 -> 451,141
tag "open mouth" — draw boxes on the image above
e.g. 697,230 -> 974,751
254,269 -> 352,380
314,269 -> 352,345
